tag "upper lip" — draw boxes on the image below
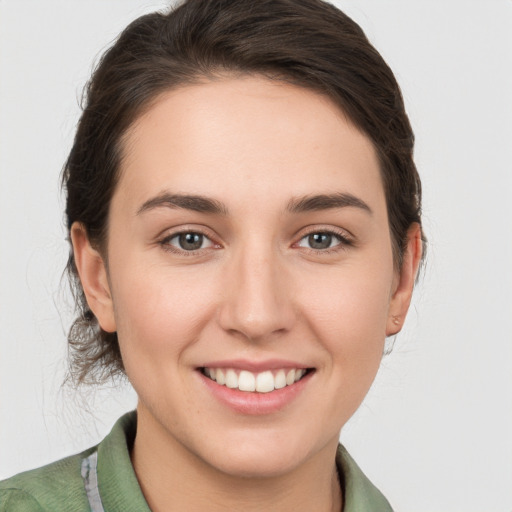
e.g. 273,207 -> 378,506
199,359 -> 312,372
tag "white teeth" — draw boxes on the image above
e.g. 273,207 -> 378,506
216,368 -> 226,385
238,370 -> 256,391
274,369 -> 286,389
225,369 -> 238,389
204,367 -> 309,393
256,371 -> 274,393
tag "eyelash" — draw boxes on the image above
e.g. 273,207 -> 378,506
159,229 -> 218,256
158,228 -> 353,256
295,228 -> 353,255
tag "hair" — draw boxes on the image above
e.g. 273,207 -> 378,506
62,0 -> 424,385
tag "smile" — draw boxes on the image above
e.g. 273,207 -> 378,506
201,367 -> 311,393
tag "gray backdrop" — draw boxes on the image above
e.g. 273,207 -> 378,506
1,1 -> 511,510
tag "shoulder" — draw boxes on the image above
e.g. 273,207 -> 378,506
0,411 -> 139,512
0,446 -> 96,511
0,489 -> 44,512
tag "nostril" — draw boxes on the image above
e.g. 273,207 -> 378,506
218,303 -> 295,342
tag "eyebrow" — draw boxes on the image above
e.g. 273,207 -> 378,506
286,192 -> 372,215
137,193 -> 229,216
137,191 -> 372,216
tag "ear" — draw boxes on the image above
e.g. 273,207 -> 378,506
70,222 -> 117,333
386,223 -> 423,336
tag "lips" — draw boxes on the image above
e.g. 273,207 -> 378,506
197,359 -> 315,414
202,367 -> 310,393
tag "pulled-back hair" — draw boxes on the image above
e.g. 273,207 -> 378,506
63,0 -> 423,385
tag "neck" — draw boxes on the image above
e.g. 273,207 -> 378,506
131,406 -> 342,512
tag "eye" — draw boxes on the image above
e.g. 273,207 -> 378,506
163,232 -> 215,252
296,231 -> 348,251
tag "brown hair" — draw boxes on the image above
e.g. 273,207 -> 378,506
63,0 -> 424,385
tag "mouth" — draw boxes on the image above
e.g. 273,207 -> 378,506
200,367 -> 314,393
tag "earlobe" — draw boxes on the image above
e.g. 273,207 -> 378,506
386,223 -> 423,336
70,222 -> 117,333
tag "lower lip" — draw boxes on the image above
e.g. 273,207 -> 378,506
199,370 -> 313,415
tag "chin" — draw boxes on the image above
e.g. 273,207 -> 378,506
210,449 -> 303,479
197,429 -> 326,479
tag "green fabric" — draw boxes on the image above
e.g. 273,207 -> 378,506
336,445 -> 393,511
0,411 -> 393,511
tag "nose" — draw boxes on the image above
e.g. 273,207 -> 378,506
217,244 -> 296,343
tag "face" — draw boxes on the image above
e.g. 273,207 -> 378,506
75,76 -> 418,478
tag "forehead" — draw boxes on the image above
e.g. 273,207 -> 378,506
116,76 -> 385,214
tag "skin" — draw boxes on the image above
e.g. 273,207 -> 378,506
72,76 -> 422,511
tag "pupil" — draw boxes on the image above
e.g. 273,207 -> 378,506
179,233 -> 203,250
309,233 -> 331,249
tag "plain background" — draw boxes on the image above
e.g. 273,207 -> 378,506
0,1 -> 511,510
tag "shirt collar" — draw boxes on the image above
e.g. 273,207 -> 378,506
95,411 -> 392,511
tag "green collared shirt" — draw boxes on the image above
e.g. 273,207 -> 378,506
0,412 -> 393,511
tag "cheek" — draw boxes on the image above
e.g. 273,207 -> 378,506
109,259 -> 218,369
298,258 -> 393,365
274,257 -> 394,433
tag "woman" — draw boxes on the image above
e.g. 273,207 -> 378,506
0,0 -> 423,510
